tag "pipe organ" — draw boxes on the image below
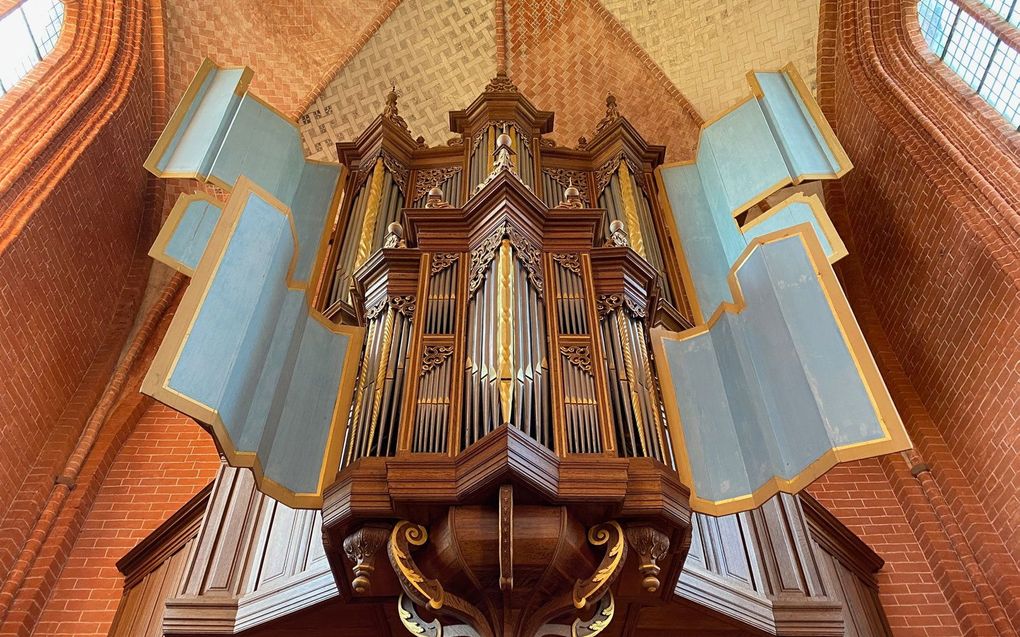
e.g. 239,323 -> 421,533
137,58 -> 903,636
309,74 -> 701,635
321,79 -> 690,476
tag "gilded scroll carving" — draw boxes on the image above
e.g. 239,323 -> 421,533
365,298 -> 389,321
571,592 -> 615,636
421,346 -> 454,376
573,521 -> 627,609
387,521 -> 494,637
560,345 -> 593,375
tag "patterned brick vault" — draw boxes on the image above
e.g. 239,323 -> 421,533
506,0 -> 702,161
602,0 -> 821,117
300,0 -> 497,159
164,0 -> 399,114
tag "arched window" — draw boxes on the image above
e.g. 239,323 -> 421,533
918,0 -> 1020,129
0,0 -> 64,98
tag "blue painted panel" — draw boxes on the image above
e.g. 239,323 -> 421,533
291,161 -> 340,282
164,199 -> 221,271
160,67 -> 246,175
701,100 -> 791,213
754,72 -> 840,176
208,97 -> 306,203
167,193 -> 292,411
659,235 -> 892,506
740,201 -> 835,258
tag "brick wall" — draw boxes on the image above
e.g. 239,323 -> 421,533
0,0 -> 154,578
815,0 -> 1020,632
26,404 -> 219,637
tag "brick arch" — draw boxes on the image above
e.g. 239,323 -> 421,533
817,0 -> 1020,631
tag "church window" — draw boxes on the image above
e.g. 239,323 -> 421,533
0,0 -> 64,99
918,0 -> 1020,129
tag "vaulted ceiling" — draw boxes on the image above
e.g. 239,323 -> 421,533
162,0 -> 820,163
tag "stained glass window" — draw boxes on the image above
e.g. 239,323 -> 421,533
918,0 -> 1020,129
0,0 -> 64,99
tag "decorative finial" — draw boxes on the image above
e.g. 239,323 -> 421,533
382,84 -> 410,134
594,92 -> 621,135
556,177 -> 584,209
383,221 -> 406,248
474,125 -> 524,193
425,186 -> 452,209
608,219 -> 629,247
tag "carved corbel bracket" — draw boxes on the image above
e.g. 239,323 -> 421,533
343,522 -> 392,594
624,525 -> 671,593
387,521 -> 494,637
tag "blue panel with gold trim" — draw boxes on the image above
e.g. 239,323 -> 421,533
653,66 -> 909,516
141,59 -> 363,508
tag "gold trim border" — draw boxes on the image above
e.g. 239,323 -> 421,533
659,64 -> 852,220
650,225 -> 909,516
149,192 -> 224,277
141,176 -> 364,508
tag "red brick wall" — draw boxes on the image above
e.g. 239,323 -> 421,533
27,404 -> 219,637
812,460 -> 967,637
0,0 -> 155,570
816,0 -> 1020,632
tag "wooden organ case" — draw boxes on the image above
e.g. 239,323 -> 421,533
310,75 -> 693,635
314,75 -> 697,636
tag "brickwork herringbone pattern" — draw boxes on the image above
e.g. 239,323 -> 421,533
600,0 -> 820,117
164,0 -> 396,115
506,0 -> 701,162
300,0 -> 496,160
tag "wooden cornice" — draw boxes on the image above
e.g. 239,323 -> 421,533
801,493 -> 885,584
336,115 -> 422,169
449,89 -> 555,137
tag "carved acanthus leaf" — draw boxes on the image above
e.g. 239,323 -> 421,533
343,523 -> 391,594
468,222 -> 509,297
390,295 -> 416,318
507,225 -> 544,298
380,151 -> 409,198
421,346 -> 454,376
365,298 -> 389,320
624,526 -> 670,593
596,294 -> 623,319
560,346 -> 593,375
544,168 -> 590,206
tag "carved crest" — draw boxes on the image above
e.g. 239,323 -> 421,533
468,222 -> 544,298
485,71 -> 519,93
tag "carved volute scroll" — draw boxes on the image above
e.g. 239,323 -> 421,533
573,521 -> 628,609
